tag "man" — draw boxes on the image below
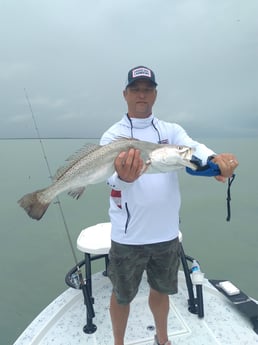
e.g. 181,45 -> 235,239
100,66 -> 238,345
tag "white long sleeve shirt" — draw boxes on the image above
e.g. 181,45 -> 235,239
100,114 -> 215,245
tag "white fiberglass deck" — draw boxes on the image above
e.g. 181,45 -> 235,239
13,270 -> 258,345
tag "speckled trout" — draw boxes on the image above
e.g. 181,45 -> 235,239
18,138 -> 196,220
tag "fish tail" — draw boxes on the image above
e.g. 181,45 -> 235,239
18,189 -> 50,220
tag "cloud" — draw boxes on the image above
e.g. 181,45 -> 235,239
0,0 -> 257,138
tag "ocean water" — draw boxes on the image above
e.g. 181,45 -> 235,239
1,137 -> 258,345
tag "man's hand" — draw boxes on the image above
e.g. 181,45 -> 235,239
212,153 -> 239,182
115,148 -> 144,182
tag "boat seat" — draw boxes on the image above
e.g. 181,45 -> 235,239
77,222 -> 111,255
77,223 -> 111,307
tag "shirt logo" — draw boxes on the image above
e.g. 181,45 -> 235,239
111,189 -> 122,209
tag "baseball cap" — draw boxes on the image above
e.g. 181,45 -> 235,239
126,66 -> 158,88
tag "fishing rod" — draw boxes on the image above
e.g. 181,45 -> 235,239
24,89 -> 95,319
24,88 -> 79,265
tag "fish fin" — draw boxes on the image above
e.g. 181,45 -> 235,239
18,189 -> 50,220
53,143 -> 101,181
68,187 -> 86,199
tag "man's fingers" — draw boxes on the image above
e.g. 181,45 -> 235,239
213,154 -> 238,178
115,149 -> 143,182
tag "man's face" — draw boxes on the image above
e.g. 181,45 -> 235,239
123,80 -> 157,118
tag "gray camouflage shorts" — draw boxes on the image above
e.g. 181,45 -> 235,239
108,237 -> 180,304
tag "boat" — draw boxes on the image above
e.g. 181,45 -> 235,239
13,223 -> 258,345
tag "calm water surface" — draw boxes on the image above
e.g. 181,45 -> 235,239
1,138 -> 257,344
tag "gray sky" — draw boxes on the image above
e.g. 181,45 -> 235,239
1,0 -> 257,139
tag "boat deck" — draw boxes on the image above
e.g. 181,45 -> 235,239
14,271 -> 258,345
